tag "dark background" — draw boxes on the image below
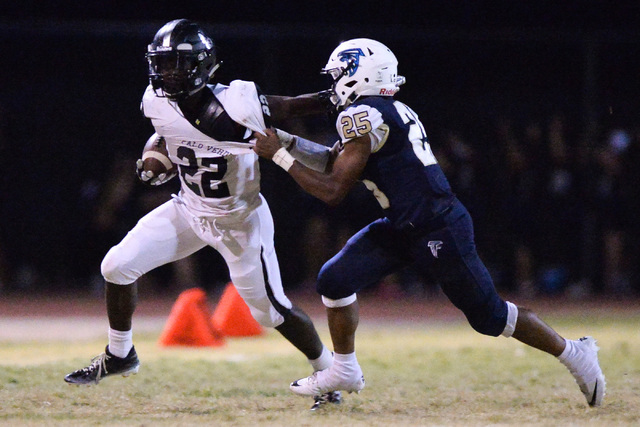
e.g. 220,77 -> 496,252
1,1 -> 639,299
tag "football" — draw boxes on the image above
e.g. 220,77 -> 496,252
141,133 -> 177,178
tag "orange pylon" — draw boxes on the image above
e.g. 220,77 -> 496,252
211,283 -> 264,337
158,288 -> 225,347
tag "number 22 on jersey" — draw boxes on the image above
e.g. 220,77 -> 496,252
177,146 -> 231,198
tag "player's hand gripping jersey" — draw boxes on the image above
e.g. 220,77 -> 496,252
142,80 -> 269,218
336,97 -> 455,231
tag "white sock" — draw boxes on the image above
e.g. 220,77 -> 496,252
108,328 -> 133,358
309,345 -> 333,372
558,338 -> 596,380
331,352 -> 361,380
558,339 -> 575,365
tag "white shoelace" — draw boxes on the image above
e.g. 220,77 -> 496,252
85,353 -> 110,383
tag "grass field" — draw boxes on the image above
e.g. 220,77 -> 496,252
0,296 -> 638,426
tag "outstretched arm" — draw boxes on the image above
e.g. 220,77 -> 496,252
265,93 -> 329,121
254,128 -> 370,206
273,128 -> 339,173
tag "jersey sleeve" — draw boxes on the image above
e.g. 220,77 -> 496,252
141,85 -> 159,120
215,80 -> 270,136
336,104 -> 385,151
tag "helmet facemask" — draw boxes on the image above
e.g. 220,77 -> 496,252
146,19 -> 219,100
322,39 -> 405,112
147,49 -> 216,100
321,56 -> 359,111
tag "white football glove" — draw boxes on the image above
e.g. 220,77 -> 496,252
135,159 -> 176,186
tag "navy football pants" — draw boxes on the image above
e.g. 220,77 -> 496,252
317,199 -> 508,337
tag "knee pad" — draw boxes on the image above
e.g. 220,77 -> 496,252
316,263 -> 336,297
230,269 -> 291,329
322,294 -> 357,308
249,306 -> 286,328
100,246 -> 138,285
501,301 -> 518,337
317,261 -> 355,300
463,300 -> 509,337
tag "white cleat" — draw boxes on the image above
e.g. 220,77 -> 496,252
567,336 -> 606,407
290,367 -> 365,396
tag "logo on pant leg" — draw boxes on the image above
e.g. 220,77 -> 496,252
428,240 -> 443,258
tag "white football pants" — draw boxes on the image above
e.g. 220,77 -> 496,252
100,194 -> 292,328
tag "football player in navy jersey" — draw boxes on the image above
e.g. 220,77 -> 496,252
64,19 -> 341,407
253,38 -> 605,407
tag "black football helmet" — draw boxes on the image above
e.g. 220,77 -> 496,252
146,19 -> 219,100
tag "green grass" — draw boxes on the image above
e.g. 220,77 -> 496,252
0,315 -> 639,426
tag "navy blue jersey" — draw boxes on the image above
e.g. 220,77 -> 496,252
336,96 -> 455,230
322,96 -> 508,338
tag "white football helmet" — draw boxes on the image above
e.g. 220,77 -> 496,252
322,38 -> 405,110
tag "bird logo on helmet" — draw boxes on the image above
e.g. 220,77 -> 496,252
322,38 -> 406,111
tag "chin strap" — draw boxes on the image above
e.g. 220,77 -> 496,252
208,61 -> 222,79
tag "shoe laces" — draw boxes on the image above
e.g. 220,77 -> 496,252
83,352 -> 110,383
307,371 -> 321,386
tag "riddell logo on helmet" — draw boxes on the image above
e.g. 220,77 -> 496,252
379,88 -> 398,95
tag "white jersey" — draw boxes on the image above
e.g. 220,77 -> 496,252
102,81 -> 292,328
141,80 -> 268,219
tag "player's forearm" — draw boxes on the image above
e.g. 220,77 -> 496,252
276,129 -> 334,173
266,93 -> 326,121
254,128 -> 352,204
287,163 -> 352,206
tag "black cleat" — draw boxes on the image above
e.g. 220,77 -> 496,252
64,346 -> 140,385
310,391 -> 342,411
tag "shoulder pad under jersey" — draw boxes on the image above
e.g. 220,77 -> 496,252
141,84 -> 163,120
213,80 -> 269,135
336,103 -> 384,143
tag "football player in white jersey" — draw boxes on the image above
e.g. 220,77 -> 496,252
254,38 -> 605,407
64,19 -> 339,407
